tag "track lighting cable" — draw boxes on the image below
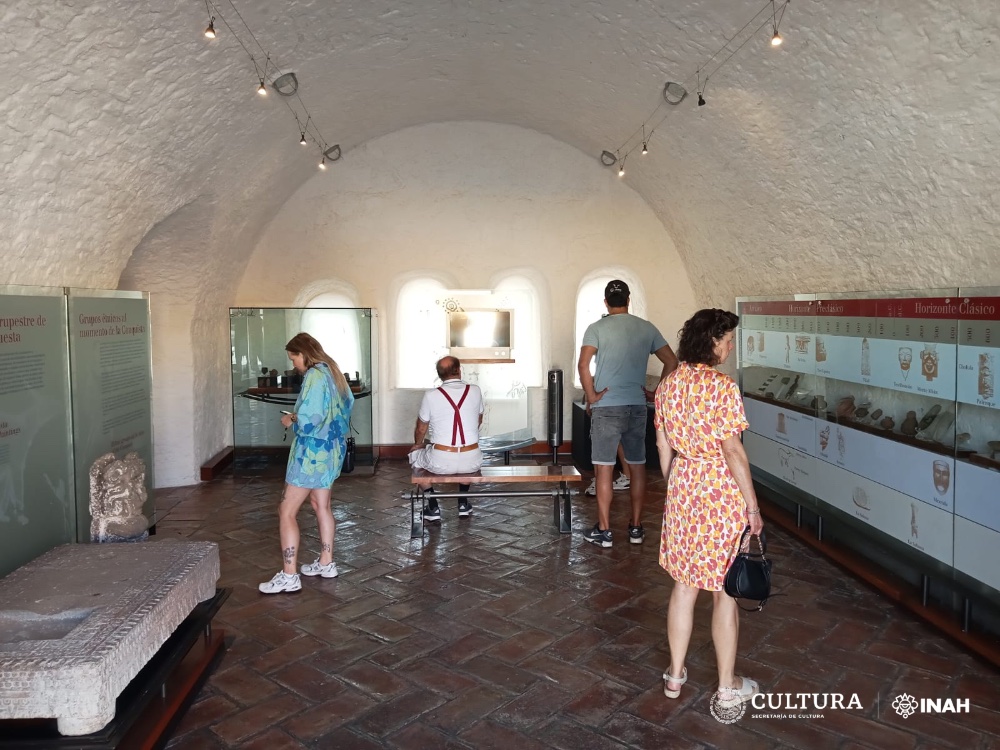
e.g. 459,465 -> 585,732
606,0 -> 788,171
203,0 -> 339,165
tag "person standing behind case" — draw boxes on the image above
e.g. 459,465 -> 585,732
259,332 -> 355,594
577,279 -> 677,548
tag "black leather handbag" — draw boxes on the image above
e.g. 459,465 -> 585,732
723,528 -> 772,611
342,437 -> 356,474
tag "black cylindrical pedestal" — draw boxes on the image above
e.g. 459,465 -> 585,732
547,369 -> 563,465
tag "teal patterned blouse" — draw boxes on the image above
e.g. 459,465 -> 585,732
285,363 -> 354,488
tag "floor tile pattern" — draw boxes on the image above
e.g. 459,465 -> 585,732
157,459 -> 1000,749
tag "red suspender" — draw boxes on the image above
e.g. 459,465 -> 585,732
437,385 -> 470,446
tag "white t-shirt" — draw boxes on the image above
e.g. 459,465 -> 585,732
418,379 -> 484,446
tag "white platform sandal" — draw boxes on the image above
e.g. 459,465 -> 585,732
715,676 -> 760,709
662,667 -> 688,699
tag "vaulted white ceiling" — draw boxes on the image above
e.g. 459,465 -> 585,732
5,0 -> 998,485
4,0 -> 998,305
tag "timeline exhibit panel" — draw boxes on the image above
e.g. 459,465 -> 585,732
738,294 -> 1000,594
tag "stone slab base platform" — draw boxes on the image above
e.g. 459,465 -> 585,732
0,542 -> 220,736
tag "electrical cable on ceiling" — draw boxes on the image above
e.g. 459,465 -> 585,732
201,0 -> 341,169
603,0 -> 789,173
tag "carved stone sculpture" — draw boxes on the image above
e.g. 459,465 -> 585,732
89,452 -> 149,543
901,411 -> 919,436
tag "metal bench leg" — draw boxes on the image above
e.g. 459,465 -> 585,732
561,485 -> 572,533
410,487 -> 424,539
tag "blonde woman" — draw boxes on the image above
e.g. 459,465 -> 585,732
259,333 -> 354,594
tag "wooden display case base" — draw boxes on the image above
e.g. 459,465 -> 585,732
759,493 -> 1000,670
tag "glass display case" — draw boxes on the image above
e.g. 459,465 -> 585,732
230,307 -> 379,476
737,288 -> 1000,636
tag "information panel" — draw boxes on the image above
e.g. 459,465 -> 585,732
0,290 -> 74,576
68,293 -> 153,542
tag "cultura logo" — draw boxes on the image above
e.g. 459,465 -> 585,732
893,693 -> 918,718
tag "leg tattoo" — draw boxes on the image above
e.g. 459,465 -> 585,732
321,542 -> 332,554
282,546 -> 296,565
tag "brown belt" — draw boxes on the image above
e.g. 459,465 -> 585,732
432,442 -> 479,453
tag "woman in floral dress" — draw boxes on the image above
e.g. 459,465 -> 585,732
260,332 -> 354,594
653,309 -> 764,709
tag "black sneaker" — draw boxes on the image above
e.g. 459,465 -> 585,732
457,499 -> 472,517
583,525 -> 613,548
423,502 -> 441,522
628,524 -> 645,544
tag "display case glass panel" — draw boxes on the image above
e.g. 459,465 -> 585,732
737,288 -> 1000,609
230,307 -> 379,475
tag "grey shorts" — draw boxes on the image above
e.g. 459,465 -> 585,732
590,405 -> 647,465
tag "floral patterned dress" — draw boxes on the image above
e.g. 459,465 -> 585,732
654,362 -> 749,590
286,363 -> 354,489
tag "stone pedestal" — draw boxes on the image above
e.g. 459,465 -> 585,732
0,542 -> 219,736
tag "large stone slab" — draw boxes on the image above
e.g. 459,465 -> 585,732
0,541 -> 219,736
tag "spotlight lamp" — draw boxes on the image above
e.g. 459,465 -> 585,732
257,79 -> 268,96
617,160 -> 626,178
641,142 -> 648,155
698,93 -> 706,106
318,156 -> 327,170
299,132 -> 307,145
204,17 -> 216,39
770,0 -> 784,46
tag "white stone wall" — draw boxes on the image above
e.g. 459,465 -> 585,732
1,0 -> 998,484
236,121 -> 697,445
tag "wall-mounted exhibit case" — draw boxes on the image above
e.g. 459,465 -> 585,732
0,285 -> 154,577
230,308 -> 379,475
737,288 -> 999,638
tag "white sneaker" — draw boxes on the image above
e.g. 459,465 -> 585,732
612,473 -> 631,491
301,559 -> 339,578
258,571 -> 302,594
584,478 -> 597,496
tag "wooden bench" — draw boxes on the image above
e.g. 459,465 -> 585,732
409,465 -> 583,539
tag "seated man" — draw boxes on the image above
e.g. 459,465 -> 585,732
409,355 -> 485,521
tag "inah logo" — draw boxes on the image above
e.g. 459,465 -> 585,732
893,694 -> 918,718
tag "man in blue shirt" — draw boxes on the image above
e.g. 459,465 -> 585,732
577,280 -> 678,547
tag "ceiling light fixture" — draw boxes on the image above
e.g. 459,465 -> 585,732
770,0 -> 783,46
257,78 -> 267,96
203,1 -> 216,38
318,156 -> 326,170
663,81 -> 688,105
299,132 -> 307,145
617,156 -> 627,177
272,72 -> 299,96
698,93 -> 706,106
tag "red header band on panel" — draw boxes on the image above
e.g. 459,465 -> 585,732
740,297 -> 1000,320
877,297 -> 1000,320
738,301 -> 816,315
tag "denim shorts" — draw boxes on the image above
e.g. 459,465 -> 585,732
590,405 -> 647,465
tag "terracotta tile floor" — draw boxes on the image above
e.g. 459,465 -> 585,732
158,459 -> 1000,749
